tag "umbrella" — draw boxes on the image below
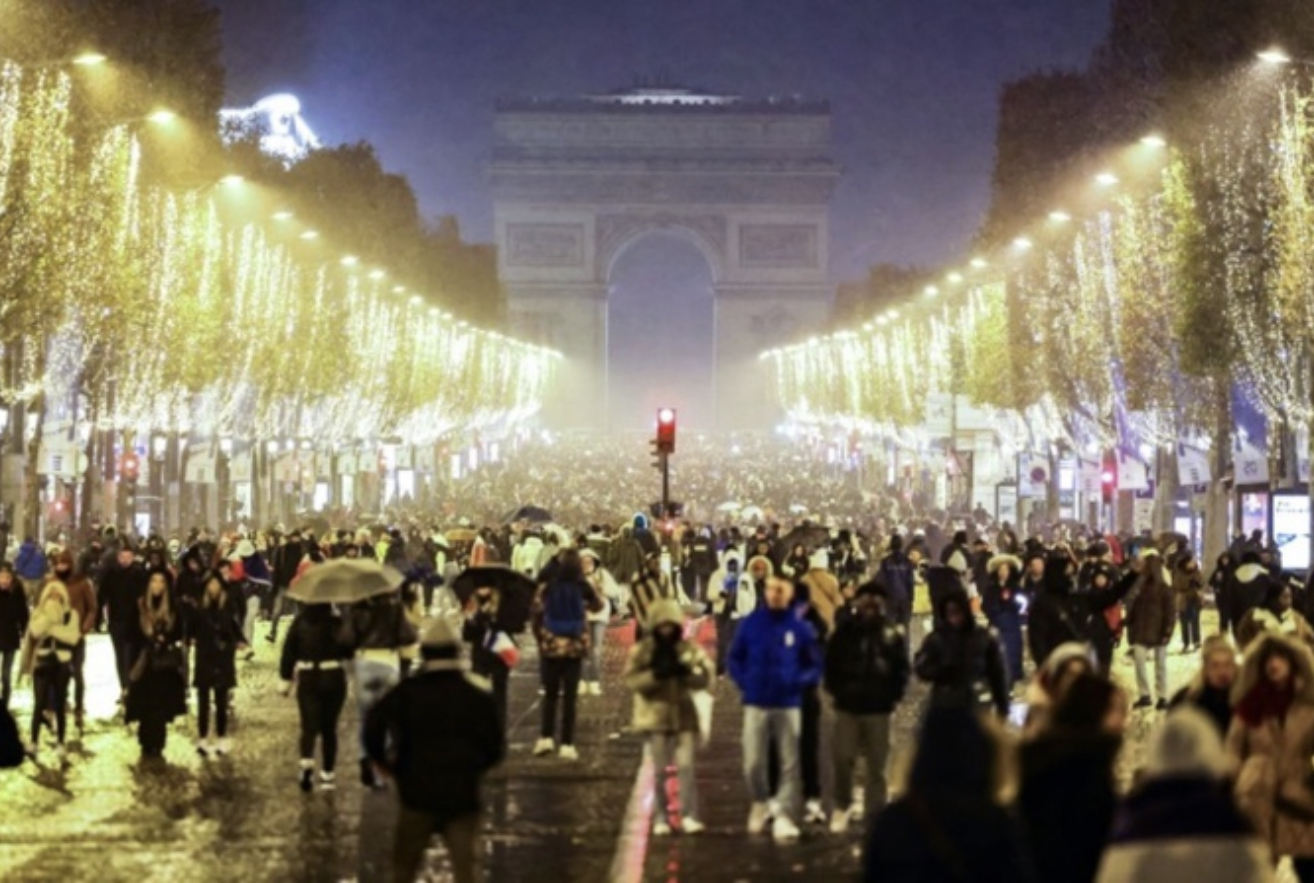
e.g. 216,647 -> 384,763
716,501 -> 742,513
788,504 -> 809,515
780,524 -> 831,550
451,565 -> 537,633
287,558 -> 403,605
503,505 -> 553,524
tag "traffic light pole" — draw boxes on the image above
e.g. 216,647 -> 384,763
661,452 -> 670,519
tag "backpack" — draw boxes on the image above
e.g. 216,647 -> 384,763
543,581 -> 585,638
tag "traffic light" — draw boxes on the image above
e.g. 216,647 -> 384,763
120,452 -> 140,483
1101,452 -> 1117,504
650,439 -> 664,470
655,407 -> 677,454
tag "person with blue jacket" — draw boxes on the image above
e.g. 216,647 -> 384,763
728,575 -> 823,842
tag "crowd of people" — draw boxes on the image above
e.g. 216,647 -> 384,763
1,434 -> 1313,882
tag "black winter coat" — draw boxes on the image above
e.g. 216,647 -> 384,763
865,799 -> 1037,883
824,609 -> 909,715
189,595 -> 245,690
101,563 -> 148,628
279,607 -> 353,680
0,584 -> 29,652
914,621 -> 1010,717
1017,730 -> 1120,883
363,666 -> 504,817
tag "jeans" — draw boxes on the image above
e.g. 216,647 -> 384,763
0,648 -> 13,706
1179,601 -> 1201,648
541,656 -> 582,745
269,588 -> 293,638
1133,644 -> 1169,700
70,640 -> 86,713
354,657 -> 399,759
584,620 -> 606,682
743,705 -> 801,823
715,617 -> 738,675
108,622 -> 137,693
297,669 -> 346,771
800,686 -> 822,801
392,809 -> 480,883
472,654 -> 508,733
833,711 -> 891,818
243,594 -> 261,646
196,685 -> 230,739
649,732 -> 700,822
31,659 -> 71,745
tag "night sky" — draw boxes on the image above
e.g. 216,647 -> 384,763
213,0 -> 1109,429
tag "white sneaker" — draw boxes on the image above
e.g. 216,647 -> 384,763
590,681 -> 603,696
768,798 -> 782,821
772,815 -> 801,841
652,819 -> 672,836
680,817 -> 705,835
558,744 -> 579,761
829,807 -> 851,834
318,771 -> 336,791
747,801 -> 770,834
532,738 -> 555,757
804,799 -> 826,824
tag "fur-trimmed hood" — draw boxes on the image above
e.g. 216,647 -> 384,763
1231,631 -> 1314,706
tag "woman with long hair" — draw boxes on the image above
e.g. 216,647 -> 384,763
126,570 -> 188,759
190,573 -> 246,757
1228,632 -> 1314,881
21,580 -> 79,763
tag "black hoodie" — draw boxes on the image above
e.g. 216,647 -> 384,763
914,589 -> 1010,717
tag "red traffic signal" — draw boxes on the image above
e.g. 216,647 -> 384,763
655,408 -> 677,454
120,453 -> 140,483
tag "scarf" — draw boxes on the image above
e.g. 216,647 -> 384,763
1236,678 -> 1296,727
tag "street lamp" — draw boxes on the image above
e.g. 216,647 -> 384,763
72,52 -> 107,67
1140,134 -> 1167,149
1258,48 -> 1294,65
1048,210 -> 1071,223
146,109 -> 178,125
1095,171 -> 1119,186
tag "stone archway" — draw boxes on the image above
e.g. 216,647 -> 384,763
490,87 -> 839,430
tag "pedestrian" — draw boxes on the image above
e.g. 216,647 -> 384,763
863,702 -> 1037,882
1022,642 -> 1097,735
268,530 -> 304,642
1027,551 -> 1088,670
233,538 -> 271,660
13,536 -> 47,607
1227,631 -> 1314,881
462,586 -> 512,734
190,573 -> 247,758
1018,672 -> 1125,883
1097,706 -> 1272,882
1168,634 -> 1238,738
280,602 -> 353,792
20,580 -> 80,763
629,551 -> 680,636
710,551 -> 755,676
580,549 -> 615,695
364,620 -> 504,883
875,534 -> 914,639
339,586 -> 418,788
1211,551 -> 1236,636
1236,580 -> 1314,652
823,581 -> 909,833
48,551 -> 94,729
790,576 -> 831,826
1228,551 -> 1276,642
623,597 -> 713,836
125,570 -> 187,759
913,585 -> 1010,718
1173,551 -> 1205,653
981,553 -> 1025,686
727,575 -> 823,841
531,548 -> 603,759
0,563 -> 28,709
1125,550 -> 1176,710
100,545 -> 148,703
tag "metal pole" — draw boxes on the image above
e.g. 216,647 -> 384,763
661,453 -> 670,518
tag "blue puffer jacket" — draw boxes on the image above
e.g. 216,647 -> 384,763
727,607 -> 822,708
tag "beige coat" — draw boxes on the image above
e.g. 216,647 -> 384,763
20,581 -> 80,675
624,599 -> 713,734
1227,632 -> 1314,858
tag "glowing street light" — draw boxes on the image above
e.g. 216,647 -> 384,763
146,109 -> 177,124
409,295 -> 423,306
340,255 -> 359,267
219,174 -> 244,187
1140,134 -> 1167,148
970,257 -> 988,269
392,285 -> 406,294
1013,237 -> 1034,251
72,52 -> 107,67
272,210 -> 293,221
946,272 -> 964,284
299,230 -> 319,241
924,285 -> 940,298
368,269 -> 386,281
1049,210 -> 1071,223
1095,171 -> 1119,186
1258,48 -> 1293,65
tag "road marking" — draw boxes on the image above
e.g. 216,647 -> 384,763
608,743 -> 654,883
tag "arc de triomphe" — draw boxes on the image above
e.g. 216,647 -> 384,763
490,87 -> 839,431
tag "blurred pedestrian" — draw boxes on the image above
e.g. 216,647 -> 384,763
100,544 -> 148,703
1126,550 -> 1176,710
280,603 -> 353,792
580,549 -> 615,695
1018,672 -> 1125,883
1173,551 -> 1205,653
20,580 -> 79,763
340,587 -> 417,788
728,576 -> 823,841
1022,642 -> 1096,735
710,551 -> 754,676
1211,551 -> 1236,636
49,551 -> 95,729
863,702 -> 1037,882
623,597 -> 713,836
1227,632 -> 1314,881
1169,635 -> 1238,738
981,553 -> 1025,686
364,620 -> 504,883
914,586 -> 1010,718
125,570 -> 187,759
462,586 -> 511,734
190,573 -> 247,758
0,563 -> 28,709
1236,580 -> 1314,652
823,581 -> 909,833
1097,706 -> 1272,882
13,536 -> 47,607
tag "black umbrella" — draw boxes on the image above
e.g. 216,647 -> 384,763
503,505 -> 553,525
451,565 -> 537,633
780,524 -> 831,550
